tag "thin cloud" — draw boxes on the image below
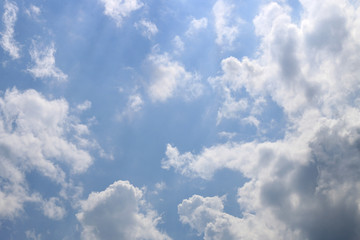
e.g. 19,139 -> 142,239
27,40 -> 68,83
0,0 -> 20,59
135,19 -> 158,39
186,17 -> 208,37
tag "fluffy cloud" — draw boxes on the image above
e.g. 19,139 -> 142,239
186,17 -> 208,37
0,88 -> 95,220
146,53 -> 203,102
77,180 -> 171,240
135,19 -> 158,39
0,0 -> 20,59
212,0 -> 243,47
42,197 -> 66,220
100,0 -> 143,27
164,1 -> 360,239
178,195 -> 291,240
27,41 -> 68,83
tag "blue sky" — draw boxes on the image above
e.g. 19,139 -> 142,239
1,0 -> 360,239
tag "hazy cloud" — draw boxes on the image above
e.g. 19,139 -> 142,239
135,19 -> 158,39
186,17 -> 208,36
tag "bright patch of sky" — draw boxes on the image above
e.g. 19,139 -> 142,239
1,0 -> 360,239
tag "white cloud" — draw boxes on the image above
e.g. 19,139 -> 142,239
117,93 -> 143,121
178,195 -> 290,240
135,19 -> 158,39
25,5 -> 41,19
186,17 -> 208,36
0,88 -> 96,220
164,1 -> 360,239
42,197 -> 66,220
212,0 -> 243,47
100,0 -> 143,27
27,41 -> 68,83
0,0 -> 20,59
146,53 -> 203,102
77,100 -> 92,112
76,180 -> 171,240
25,229 -> 42,240
172,35 -> 184,54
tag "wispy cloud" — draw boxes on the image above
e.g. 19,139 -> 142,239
0,0 -> 20,59
27,40 -> 68,83
135,19 -> 158,39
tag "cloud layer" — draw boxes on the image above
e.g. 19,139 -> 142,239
163,1 -> 360,239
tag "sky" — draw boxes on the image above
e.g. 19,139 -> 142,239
0,0 -> 360,239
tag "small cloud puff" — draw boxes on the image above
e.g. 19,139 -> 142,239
135,19 -> 158,39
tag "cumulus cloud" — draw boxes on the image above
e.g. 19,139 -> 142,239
164,1 -> 360,239
100,0 -> 143,27
0,0 -> 20,59
0,88 -> 96,220
76,180 -> 171,240
186,17 -> 208,37
42,197 -> 66,220
27,41 -> 68,83
135,19 -> 158,39
178,195 -> 290,240
212,0 -> 243,47
146,53 -> 203,102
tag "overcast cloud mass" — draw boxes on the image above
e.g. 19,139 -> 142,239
1,0 -> 360,239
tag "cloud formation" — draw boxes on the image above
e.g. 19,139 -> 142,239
212,0 -> 242,47
0,0 -> 20,59
135,19 -> 158,39
0,88 -> 95,219
27,41 -> 68,83
77,180 -> 171,240
100,0 -> 143,27
146,53 -> 203,102
164,1 -> 360,239
186,17 -> 208,37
